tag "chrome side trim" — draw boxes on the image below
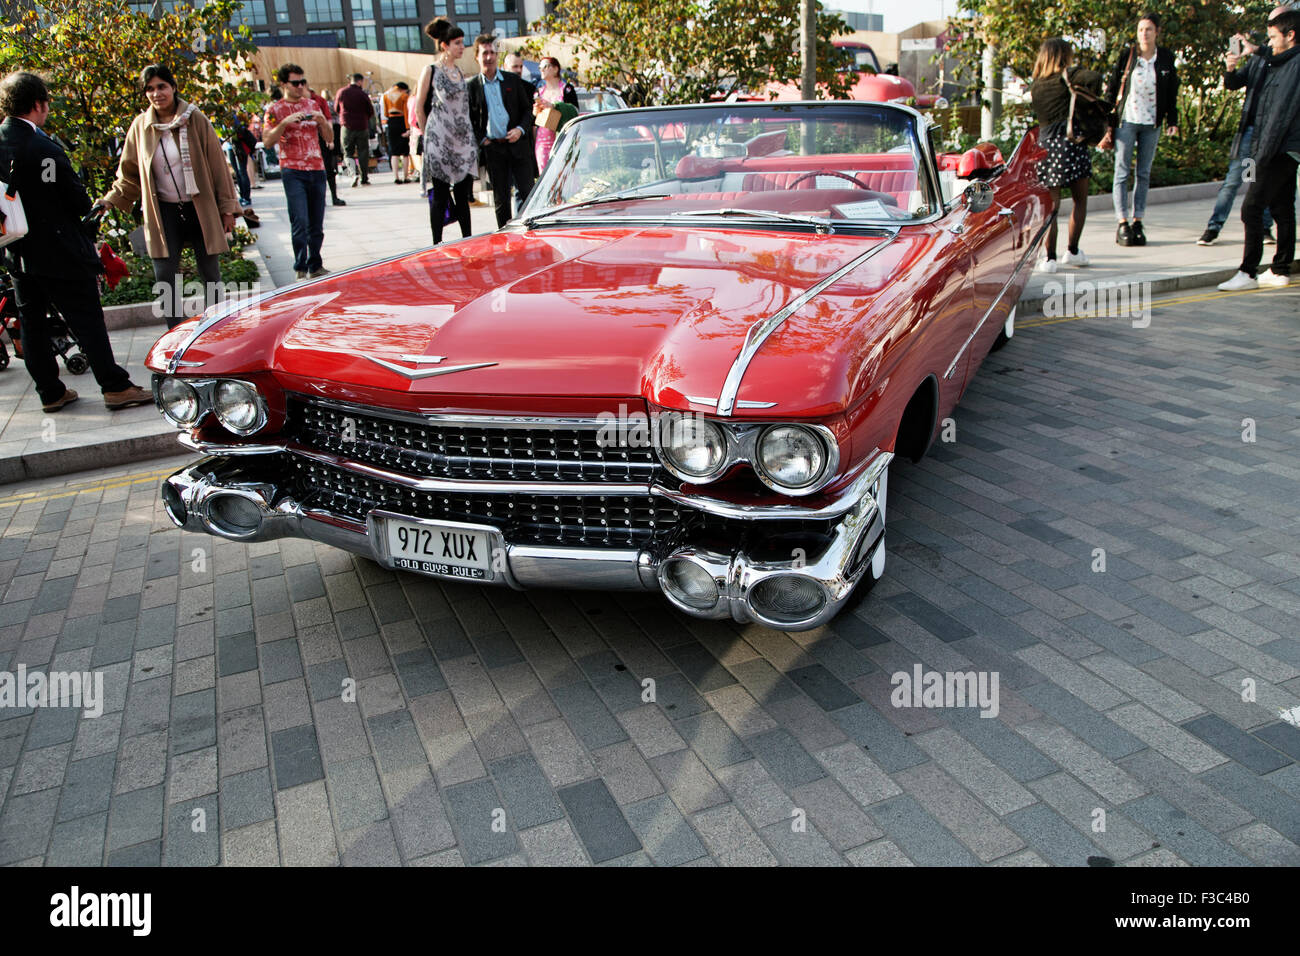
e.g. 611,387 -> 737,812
716,231 -> 900,416
685,396 -> 778,409
179,434 -> 286,456
943,216 -> 1051,380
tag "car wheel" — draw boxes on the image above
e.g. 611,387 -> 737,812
991,305 -> 1015,352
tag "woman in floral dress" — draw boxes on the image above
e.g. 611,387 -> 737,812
415,17 -> 477,243
532,57 -> 579,172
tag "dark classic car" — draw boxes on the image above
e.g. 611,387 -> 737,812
146,102 -> 1051,631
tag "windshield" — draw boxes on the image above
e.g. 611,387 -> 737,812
520,103 -> 936,226
576,91 -> 625,113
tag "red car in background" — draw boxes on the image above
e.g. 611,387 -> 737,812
147,102 -> 1049,630
765,38 -> 943,108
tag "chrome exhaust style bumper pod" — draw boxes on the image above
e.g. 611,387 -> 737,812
160,453 -> 891,630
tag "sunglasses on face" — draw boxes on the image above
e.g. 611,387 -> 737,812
287,79 -> 308,87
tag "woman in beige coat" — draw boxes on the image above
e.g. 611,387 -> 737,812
96,65 -> 242,328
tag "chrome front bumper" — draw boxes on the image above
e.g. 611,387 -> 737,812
160,452 -> 890,630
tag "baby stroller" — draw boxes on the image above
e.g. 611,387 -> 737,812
0,266 -> 90,374
0,208 -> 125,375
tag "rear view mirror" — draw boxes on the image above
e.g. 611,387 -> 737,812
962,181 -> 994,214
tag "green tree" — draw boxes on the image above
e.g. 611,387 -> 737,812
0,0 -> 261,197
526,0 -> 856,105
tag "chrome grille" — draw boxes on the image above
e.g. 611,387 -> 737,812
287,455 -> 682,548
288,399 -> 664,483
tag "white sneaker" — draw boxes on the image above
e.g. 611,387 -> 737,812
1258,270 -> 1290,288
1035,257 -> 1059,274
1217,271 -> 1259,291
1061,249 -> 1090,267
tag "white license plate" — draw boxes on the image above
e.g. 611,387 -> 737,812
382,517 -> 493,581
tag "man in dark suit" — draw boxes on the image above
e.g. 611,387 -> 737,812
0,72 -> 150,412
466,36 -> 536,227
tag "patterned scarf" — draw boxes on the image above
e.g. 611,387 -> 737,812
152,101 -> 199,197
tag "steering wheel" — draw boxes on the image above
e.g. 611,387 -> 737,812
787,170 -> 873,190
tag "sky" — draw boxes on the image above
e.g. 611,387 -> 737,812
831,0 -> 954,33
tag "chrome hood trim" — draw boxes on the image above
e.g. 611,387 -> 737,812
716,229 -> 900,416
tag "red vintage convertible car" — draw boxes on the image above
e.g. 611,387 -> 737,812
147,102 -> 1050,631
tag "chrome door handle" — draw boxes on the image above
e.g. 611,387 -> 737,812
998,208 -> 1015,219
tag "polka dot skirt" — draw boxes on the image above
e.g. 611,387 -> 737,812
1038,124 -> 1092,189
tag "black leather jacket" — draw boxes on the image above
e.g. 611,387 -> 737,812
1104,46 -> 1179,129
1248,44 -> 1300,165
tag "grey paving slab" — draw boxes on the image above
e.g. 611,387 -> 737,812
1202,761 -> 1300,845
1182,713 -> 1294,775
1002,803 -> 1108,867
624,793 -> 708,866
867,793 -> 980,866
557,778 -> 641,864
271,724 -> 325,790
1120,795 -> 1253,866
488,752 -> 566,830
444,777 -> 518,865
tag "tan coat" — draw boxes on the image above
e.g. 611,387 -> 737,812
101,98 -> 242,259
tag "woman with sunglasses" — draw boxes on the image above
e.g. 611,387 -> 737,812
95,64 -> 243,327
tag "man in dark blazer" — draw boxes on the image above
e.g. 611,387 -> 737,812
0,71 -> 150,412
466,36 -> 536,227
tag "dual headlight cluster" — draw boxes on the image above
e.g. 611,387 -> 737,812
657,418 -> 837,495
156,377 -> 266,436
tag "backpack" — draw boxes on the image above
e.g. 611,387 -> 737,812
1061,67 -> 1113,147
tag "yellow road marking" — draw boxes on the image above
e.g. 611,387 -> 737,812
0,465 -> 180,509
1020,284 -> 1295,328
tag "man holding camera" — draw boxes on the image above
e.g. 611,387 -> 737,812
1199,6 -> 1295,246
1218,8 -> 1300,290
262,64 -> 333,280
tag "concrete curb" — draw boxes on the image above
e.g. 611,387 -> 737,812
1016,266 -> 1240,317
0,430 -> 181,486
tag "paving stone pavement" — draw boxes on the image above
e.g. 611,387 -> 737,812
0,285 -> 1298,866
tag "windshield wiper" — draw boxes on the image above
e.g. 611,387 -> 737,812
523,192 -> 670,227
669,208 -> 834,234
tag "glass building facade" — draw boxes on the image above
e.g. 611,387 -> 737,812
228,0 -> 528,51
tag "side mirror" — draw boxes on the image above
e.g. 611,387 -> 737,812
962,181 -> 994,214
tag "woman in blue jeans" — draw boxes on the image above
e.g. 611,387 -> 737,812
1099,12 -> 1180,247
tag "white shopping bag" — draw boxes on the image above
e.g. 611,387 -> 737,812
0,179 -> 28,250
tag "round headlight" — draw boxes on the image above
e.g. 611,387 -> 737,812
757,425 -> 826,490
158,377 -> 200,426
660,415 -> 726,479
212,380 -> 262,434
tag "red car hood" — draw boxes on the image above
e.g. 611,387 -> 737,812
150,225 -> 919,416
